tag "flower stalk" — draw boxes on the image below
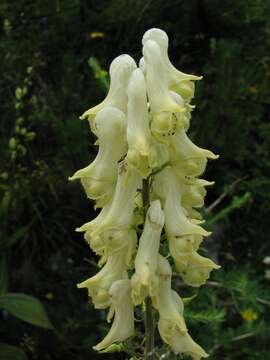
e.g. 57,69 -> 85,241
142,178 -> 156,360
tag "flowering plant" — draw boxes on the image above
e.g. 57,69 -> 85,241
71,28 -> 219,359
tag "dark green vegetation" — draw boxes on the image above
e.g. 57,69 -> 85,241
1,1 -> 270,359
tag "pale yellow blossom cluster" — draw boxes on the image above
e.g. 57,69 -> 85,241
71,28 -> 219,358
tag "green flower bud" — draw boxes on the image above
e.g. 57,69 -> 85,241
15,87 -> 23,100
8,137 -> 17,150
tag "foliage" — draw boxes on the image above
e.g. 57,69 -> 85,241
0,0 -> 270,359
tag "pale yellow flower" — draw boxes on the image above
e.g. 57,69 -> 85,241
153,167 -> 210,237
142,28 -> 202,102
170,128 -> 219,176
81,54 -> 136,122
77,239 -> 137,308
77,247 -> 128,309
131,200 -> 164,304
127,68 -> 152,177
77,161 -> 141,261
156,256 -> 208,360
169,237 -> 220,287
69,106 -> 127,207
93,280 -> 134,351
142,39 -> 183,143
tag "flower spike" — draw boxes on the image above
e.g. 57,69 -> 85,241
74,27 -> 220,358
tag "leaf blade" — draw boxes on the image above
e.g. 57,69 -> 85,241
0,293 -> 53,329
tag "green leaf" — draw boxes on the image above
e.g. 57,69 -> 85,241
208,192 -> 251,225
88,56 -> 109,92
0,254 -> 8,294
182,293 -> 197,305
99,343 -> 124,353
0,293 -> 53,329
0,224 -> 31,250
185,308 -> 226,323
0,343 -> 27,360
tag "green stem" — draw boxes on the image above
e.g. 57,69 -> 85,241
144,297 -> 155,360
142,178 -> 155,360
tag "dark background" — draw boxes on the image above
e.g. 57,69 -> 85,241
0,1 -> 270,359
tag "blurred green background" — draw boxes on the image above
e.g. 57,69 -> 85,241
1,1 -> 270,359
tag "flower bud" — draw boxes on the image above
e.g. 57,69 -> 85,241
127,68 -> 152,177
69,107 -> 127,206
93,279 -> 134,351
81,55 -> 136,123
131,200 -> 164,304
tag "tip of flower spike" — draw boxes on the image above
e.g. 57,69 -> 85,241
142,28 -> 169,49
109,54 -> 137,76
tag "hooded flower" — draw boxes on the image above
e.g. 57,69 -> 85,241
78,161 -> 141,261
142,28 -> 202,102
142,39 -> 183,143
81,54 -> 136,125
181,178 -> 214,210
131,200 -> 164,305
153,167 -> 219,286
170,90 -> 193,131
168,232 -> 220,288
156,256 -> 208,360
77,246 -> 128,309
170,128 -> 219,177
153,167 -> 210,237
93,279 -> 134,351
69,106 -> 127,207
127,68 -> 152,177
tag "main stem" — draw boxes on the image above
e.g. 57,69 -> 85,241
142,178 -> 155,360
